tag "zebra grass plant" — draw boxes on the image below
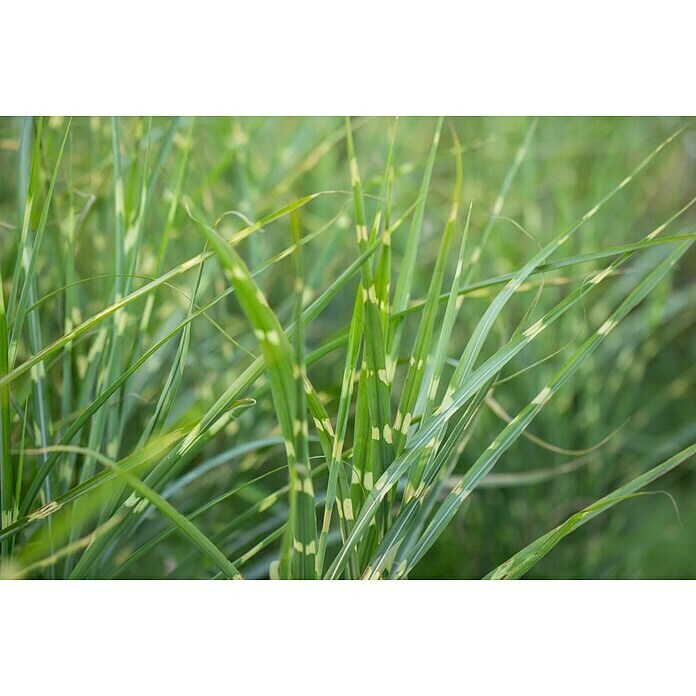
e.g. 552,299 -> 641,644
0,116 -> 694,579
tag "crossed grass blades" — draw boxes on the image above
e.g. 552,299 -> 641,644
0,116 -> 694,579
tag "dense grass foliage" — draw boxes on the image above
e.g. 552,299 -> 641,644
0,116 -> 694,579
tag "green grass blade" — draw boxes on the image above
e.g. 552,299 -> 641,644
463,117 -> 538,281
394,130 -> 465,492
345,117 -> 393,513
403,239 -> 693,574
487,442 -> 696,579
0,190 -> 347,392
36,445 -> 244,580
189,203 -> 317,579
324,226 -> 692,579
387,117 -> 443,372
0,429 -> 185,546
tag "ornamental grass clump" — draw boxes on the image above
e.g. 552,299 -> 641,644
0,116 -> 694,579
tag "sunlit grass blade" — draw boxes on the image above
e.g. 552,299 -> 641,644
0,429 -> 185,546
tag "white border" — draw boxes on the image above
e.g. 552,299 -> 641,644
1,581 -> 693,694
2,1 -> 694,114
2,5 -> 694,693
